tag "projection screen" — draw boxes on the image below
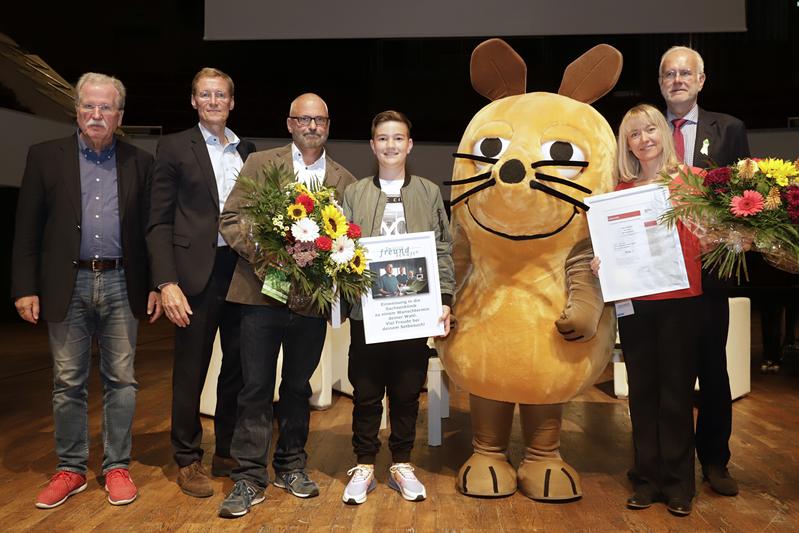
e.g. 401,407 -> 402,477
204,0 -> 746,40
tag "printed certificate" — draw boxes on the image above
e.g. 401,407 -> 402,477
585,184 -> 689,302
359,231 -> 444,344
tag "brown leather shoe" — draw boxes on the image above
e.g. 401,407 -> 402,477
177,462 -> 213,498
211,454 -> 238,478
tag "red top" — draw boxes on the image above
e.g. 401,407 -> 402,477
615,171 -> 703,301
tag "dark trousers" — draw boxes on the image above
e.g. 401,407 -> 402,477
231,304 -> 326,488
694,293 -> 732,470
348,319 -> 429,464
619,297 -> 701,500
171,246 -> 242,467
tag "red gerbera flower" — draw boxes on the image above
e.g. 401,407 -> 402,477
314,235 -> 333,251
347,223 -> 362,239
296,194 -> 315,214
729,190 -> 764,217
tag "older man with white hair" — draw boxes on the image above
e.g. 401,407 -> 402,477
12,72 -> 160,508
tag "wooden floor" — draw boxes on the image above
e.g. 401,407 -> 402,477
1,319 -> 798,532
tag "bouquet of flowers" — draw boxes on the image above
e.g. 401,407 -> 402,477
238,162 -> 373,314
662,158 -> 799,281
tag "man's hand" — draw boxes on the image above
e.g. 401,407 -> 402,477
160,283 -> 193,327
15,295 -> 40,324
147,291 -> 163,323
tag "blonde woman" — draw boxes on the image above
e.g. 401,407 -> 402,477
593,104 -> 703,516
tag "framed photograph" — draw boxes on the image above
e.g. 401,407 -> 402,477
359,231 -> 444,344
585,184 -> 689,302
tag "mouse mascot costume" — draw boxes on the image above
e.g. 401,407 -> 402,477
437,39 -> 621,501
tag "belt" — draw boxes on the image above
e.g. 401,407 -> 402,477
78,259 -> 124,271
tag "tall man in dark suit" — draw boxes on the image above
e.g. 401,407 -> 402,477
147,68 -> 256,498
659,46 -> 750,497
12,72 -> 160,508
217,93 -> 356,518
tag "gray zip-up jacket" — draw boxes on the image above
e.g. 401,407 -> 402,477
342,174 -> 454,320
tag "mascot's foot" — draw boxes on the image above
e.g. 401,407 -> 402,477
457,453 -> 517,497
517,459 -> 582,501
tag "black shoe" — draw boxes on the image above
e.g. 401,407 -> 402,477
704,465 -> 739,496
626,491 -> 653,510
666,497 -> 692,516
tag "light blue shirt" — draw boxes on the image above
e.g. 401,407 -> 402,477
198,123 -> 244,246
77,132 -> 122,260
666,104 -> 699,167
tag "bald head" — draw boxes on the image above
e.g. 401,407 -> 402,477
289,93 -> 328,116
287,92 -> 330,158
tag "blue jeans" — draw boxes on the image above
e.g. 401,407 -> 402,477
46,268 -> 139,475
231,304 -> 325,488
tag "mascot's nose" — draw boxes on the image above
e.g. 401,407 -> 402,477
498,159 -> 526,184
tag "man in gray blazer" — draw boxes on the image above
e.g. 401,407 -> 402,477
217,93 -> 355,518
147,68 -> 256,498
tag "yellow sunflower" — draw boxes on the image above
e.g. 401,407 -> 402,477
321,205 -> 348,238
348,248 -> 367,274
293,183 -> 317,203
287,203 -> 307,220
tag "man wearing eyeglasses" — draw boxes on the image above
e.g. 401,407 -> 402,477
147,68 -> 256,498
12,72 -> 161,508
216,93 -> 355,518
658,46 -> 749,498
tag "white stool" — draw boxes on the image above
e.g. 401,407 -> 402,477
200,324 -> 341,416
613,297 -> 751,400
426,357 -> 449,446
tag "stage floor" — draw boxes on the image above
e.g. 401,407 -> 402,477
0,319 -> 797,532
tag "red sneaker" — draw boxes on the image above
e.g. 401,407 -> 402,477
104,468 -> 138,505
35,471 -> 87,509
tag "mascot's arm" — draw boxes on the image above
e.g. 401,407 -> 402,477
555,238 -> 606,342
450,217 -> 472,294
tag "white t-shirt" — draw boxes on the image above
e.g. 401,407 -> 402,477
379,178 -> 406,236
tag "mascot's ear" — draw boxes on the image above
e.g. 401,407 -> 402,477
470,38 -> 527,101
558,44 -> 623,104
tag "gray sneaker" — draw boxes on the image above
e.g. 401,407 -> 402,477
272,470 -> 320,498
218,480 -> 265,518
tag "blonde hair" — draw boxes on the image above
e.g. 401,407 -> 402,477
74,72 -> 126,110
617,104 -> 680,183
192,67 -> 234,97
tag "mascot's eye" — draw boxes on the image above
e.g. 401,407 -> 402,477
541,140 -> 586,179
473,137 -> 510,161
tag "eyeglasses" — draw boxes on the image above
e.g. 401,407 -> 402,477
289,115 -> 329,127
195,90 -> 230,101
661,69 -> 697,81
78,103 -> 120,114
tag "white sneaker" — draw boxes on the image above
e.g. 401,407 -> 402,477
388,463 -> 426,501
343,464 -> 376,504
